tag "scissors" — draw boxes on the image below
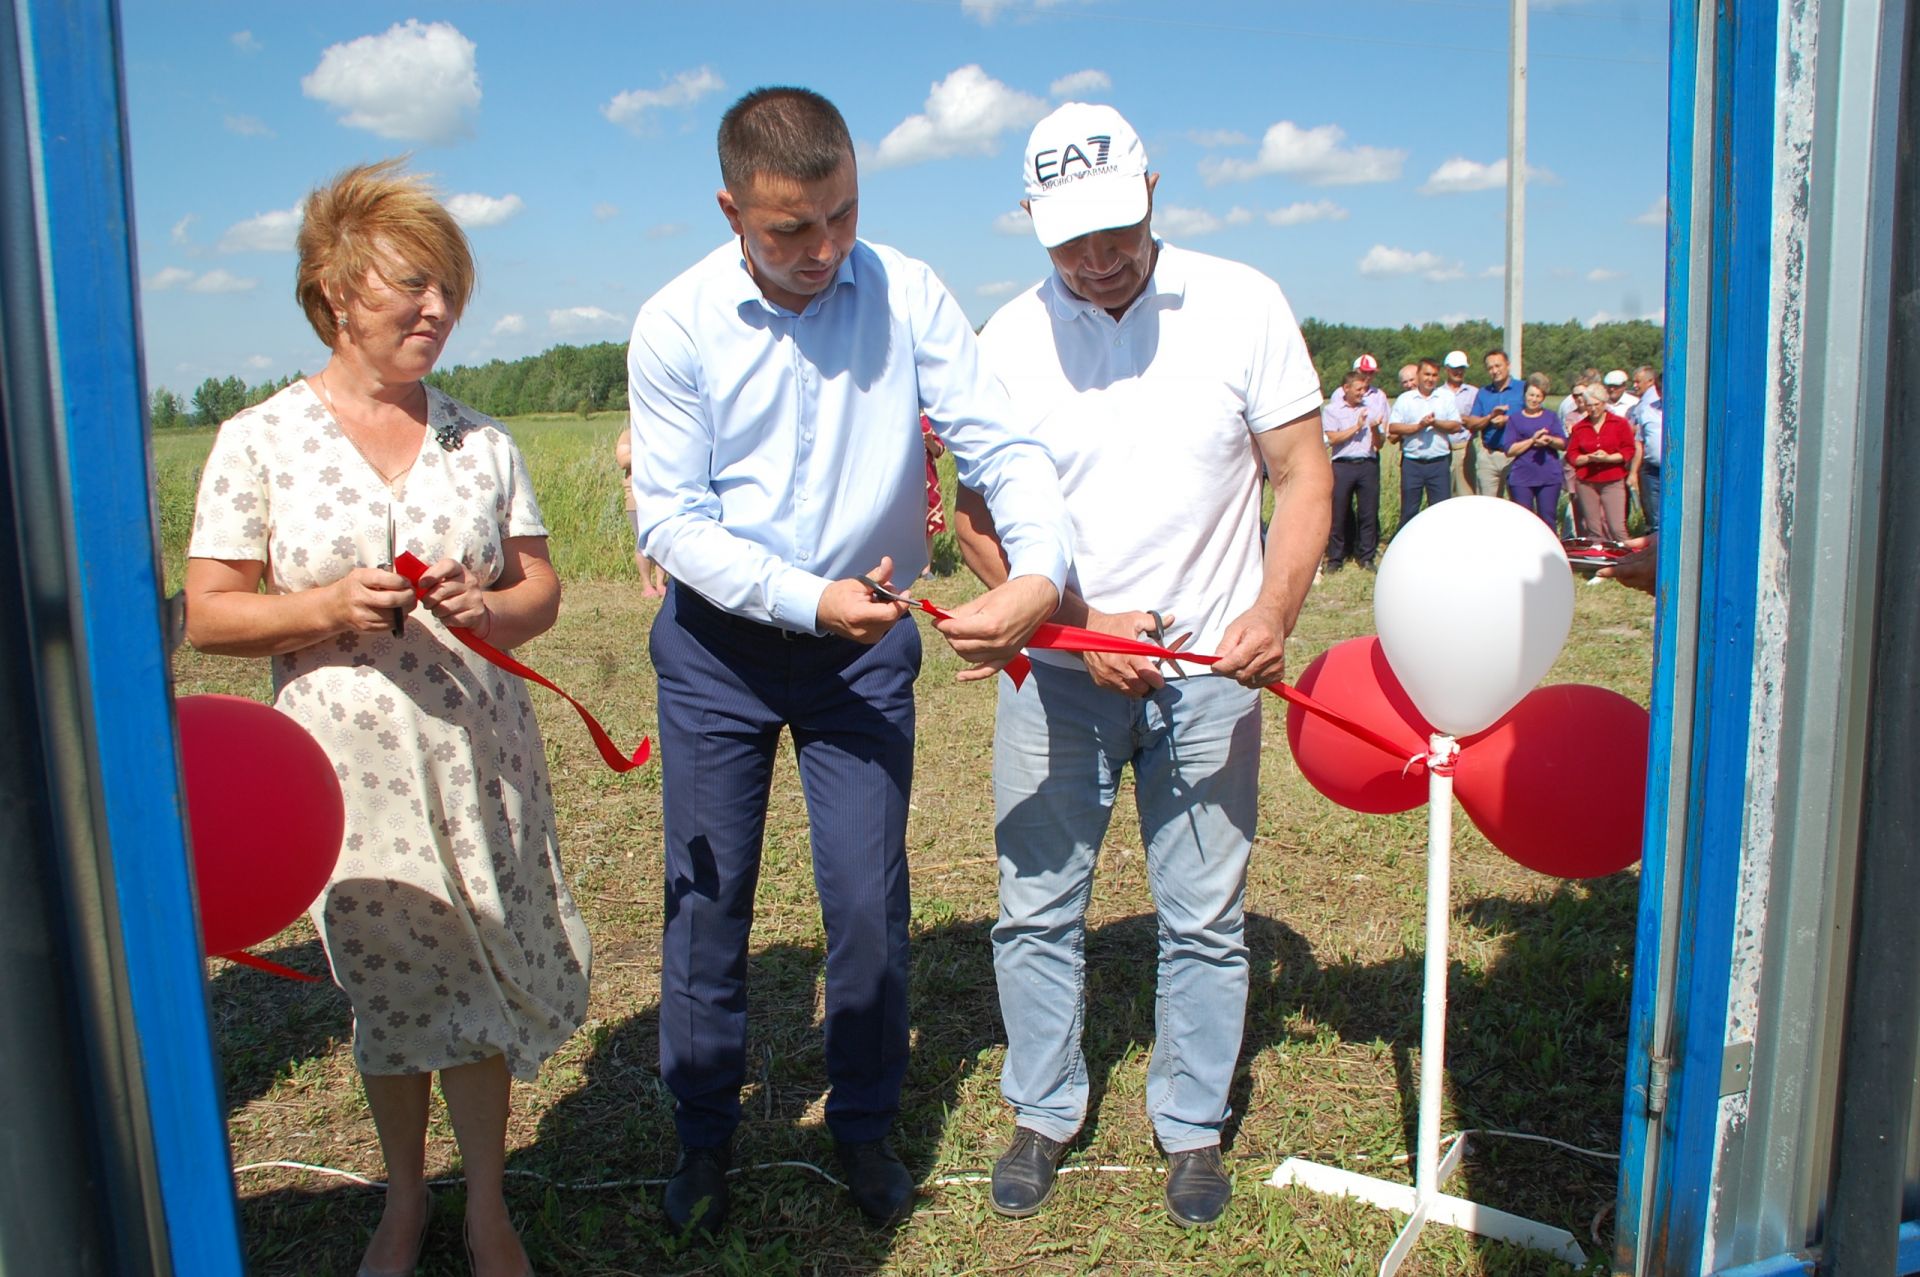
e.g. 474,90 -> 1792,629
858,573 -> 918,606
383,506 -> 405,636
1146,610 -> 1194,680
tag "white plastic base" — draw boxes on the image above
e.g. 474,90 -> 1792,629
1266,1142 -> 1588,1275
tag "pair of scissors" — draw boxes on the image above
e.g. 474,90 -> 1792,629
383,506 -> 405,636
1146,610 -> 1193,680
859,573 -> 918,606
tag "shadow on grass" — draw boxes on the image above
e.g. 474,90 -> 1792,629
1242,873 -> 1637,1273
207,935 -> 347,1115
219,874 -> 1634,1274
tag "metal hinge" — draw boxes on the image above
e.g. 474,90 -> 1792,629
1648,1053 -> 1673,1114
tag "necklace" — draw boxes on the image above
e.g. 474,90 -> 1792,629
316,371 -> 420,491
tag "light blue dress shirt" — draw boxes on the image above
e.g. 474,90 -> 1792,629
628,239 -> 1072,634
1629,386 -> 1664,467
1389,387 -> 1464,460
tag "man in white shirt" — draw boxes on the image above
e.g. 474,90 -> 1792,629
1441,350 -> 1478,495
953,102 -> 1329,1229
1390,359 -> 1464,526
1603,368 -> 1640,417
628,86 -> 1074,1234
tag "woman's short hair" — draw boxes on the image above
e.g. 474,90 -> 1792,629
717,87 -> 853,192
1583,385 -> 1611,405
1526,372 -> 1553,393
295,158 -> 474,348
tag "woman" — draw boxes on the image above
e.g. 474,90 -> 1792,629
1503,373 -> 1567,527
1566,384 -> 1638,542
184,160 -> 582,1277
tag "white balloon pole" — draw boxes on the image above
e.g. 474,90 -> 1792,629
1265,732 -> 1588,1275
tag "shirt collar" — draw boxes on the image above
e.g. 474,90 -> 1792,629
1043,238 -> 1185,322
727,240 -> 862,318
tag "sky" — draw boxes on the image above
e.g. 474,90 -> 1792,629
119,0 -> 1670,396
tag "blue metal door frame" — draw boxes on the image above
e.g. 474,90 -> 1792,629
13,1 -> 244,1271
1615,0 -> 1777,1270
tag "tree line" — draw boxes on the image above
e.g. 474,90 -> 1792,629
148,320 -> 1662,430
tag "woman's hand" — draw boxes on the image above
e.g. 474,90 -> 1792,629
330,566 -> 418,633
414,557 -> 491,633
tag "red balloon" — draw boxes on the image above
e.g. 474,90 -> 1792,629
1285,637 -> 1433,814
1454,684 -> 1649,878
176,694 -> 344,956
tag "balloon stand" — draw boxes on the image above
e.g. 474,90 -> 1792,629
1264,734 -> 1588,1275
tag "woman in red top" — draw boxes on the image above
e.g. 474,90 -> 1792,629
1567,385 -> 1638,542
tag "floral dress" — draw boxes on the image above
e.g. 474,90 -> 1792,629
188,381 -> 590,1079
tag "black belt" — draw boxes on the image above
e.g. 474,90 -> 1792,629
1332,455 -> 1379,463
671,581 -> 841,644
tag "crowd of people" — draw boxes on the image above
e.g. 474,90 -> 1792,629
1320,349 -> 1665,573
183,82 -> 1655,1276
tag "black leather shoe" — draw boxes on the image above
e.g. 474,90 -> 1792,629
1165,1145 -> 1231,1227
663,1144 -> 731,1235
991,1127 -> 1069,1217
836,1138 -> 914,1224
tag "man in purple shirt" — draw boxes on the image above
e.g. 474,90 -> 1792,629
1322,369 -> 1385,570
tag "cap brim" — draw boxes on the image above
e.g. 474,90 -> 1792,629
1028,182 -> 1150,249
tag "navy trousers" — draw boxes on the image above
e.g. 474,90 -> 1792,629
1399,455 -> 1451,528
651,584 -> 920,1148
1326,457 -> 1380,566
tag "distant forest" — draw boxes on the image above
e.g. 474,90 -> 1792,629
149,318 -> 1661,430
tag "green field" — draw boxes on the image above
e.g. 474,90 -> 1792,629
167,414 -> 1649,1276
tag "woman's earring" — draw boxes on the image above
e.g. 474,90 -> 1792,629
336,313 -> 348,329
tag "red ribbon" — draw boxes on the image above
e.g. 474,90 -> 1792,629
906,594 -> 1425,777
222,950 -> 321,982
394,553 -> 651,772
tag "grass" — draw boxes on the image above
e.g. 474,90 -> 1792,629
171,415 -> 1651,1276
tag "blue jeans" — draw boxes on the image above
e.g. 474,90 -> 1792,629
1640,462 -> 1662,530
991,660 -> 1261,1151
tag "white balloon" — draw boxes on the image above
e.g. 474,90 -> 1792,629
1373,496 -> 1574,737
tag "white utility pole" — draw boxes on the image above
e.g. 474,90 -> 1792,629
1505,0 -> 1527,373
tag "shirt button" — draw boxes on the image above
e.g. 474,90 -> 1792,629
798,550 -> 810,561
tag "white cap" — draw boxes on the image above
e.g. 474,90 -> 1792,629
1022,103 -> 1150,248
1603,369 -> 1629,386
1444,350 -> 1470,369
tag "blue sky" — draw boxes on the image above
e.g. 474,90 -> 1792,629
120,0 -> 1669,395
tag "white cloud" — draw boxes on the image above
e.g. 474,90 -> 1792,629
230,30 -> 261,54
446,192 -> 524,228
603,66 -> 724,133
1049,69 -> 1111,98
592,202 -> 619,221
1358,245 -> 1465,282
993,208 -> 1033,236
492,314 -> 526,335
977,280 -> 1023,297
547,306 -> 628,337
1589,307 -> 1665,326
1435,312 -> 1474,326
1586,267 -> 1624,282
872,65 -> 1049,169
146,266 -> 195,291
170,215 -> 197,247
645,222 -> 688,240
1157,206 -> 1227,238
1633,198 -> 1667,226
962,0 -> 1079,22
1226,207 -> 1255,225
188,269 -> 258,294
217,204 -> 302,253
224,114 -> 273,138
1418,156 -> 1557,195
245,354 -> 274,370
301,20 -> 480,144
1189,128 -> 1249,148
1481,264 -> 1507,279
1265,199 -> 1347,226
1200,121 -> 1405,186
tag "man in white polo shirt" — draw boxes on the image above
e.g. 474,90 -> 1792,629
953,102 -> 1330,1229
